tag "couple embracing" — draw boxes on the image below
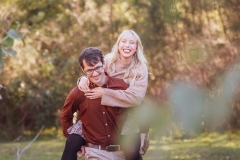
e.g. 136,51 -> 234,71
60,30 -> 149,160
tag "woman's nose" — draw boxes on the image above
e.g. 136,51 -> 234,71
125,42 -> 130,47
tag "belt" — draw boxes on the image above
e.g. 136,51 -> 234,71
86,143 -> 121,152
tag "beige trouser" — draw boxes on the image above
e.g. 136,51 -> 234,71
84,147 -> 126,160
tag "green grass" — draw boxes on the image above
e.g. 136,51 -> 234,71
1,132 -> 240,160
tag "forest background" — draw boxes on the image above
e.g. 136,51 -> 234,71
1,0 -> 240,144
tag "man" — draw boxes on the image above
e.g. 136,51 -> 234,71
60,47 -> 129,160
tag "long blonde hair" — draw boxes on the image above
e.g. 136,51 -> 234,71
106,30 -> 148,85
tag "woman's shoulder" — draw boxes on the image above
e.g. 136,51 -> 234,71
104,52 -> 112,58
104,54 -> 112,64
135,64 -> 148,80
139,63 -> 148,73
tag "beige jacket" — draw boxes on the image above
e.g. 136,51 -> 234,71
101,56 -> 148,108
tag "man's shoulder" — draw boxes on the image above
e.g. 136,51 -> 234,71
106,76 -> 129,90
67,86 -> 84,100
108,76 -> 125,83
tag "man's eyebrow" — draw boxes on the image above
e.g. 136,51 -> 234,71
85,64 -> 102,70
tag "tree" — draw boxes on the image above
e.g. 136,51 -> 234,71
1,0 -> 240,139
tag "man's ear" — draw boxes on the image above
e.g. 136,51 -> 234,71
80,67 -> 85,74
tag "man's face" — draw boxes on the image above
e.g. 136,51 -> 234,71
82,60 -> 105,85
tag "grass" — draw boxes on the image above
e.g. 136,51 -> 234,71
1,131 -> 240,160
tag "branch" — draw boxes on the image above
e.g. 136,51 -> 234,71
0,35 -> 9,44
16,125 -> 45,160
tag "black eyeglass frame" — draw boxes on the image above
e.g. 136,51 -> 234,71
83,65 -> 103,75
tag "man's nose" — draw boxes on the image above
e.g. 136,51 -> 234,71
92,69 -> 99,76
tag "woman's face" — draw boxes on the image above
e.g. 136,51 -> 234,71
118,33 -> 137,62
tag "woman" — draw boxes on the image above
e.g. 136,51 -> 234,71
62,30 -> 149,160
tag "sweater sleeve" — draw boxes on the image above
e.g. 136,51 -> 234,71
101,65 -> 148,107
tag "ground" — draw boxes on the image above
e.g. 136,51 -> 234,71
1,130 -> 240,160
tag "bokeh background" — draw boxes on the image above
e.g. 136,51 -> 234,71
1,0 -> 240,159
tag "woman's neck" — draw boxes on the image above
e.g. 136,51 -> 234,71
119,56 -> 133,64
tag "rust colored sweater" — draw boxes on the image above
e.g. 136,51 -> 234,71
61,74 -> 129,146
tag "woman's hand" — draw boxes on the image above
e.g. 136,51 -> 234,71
139,133 -> 147,155
139,146 -> 146,155
77,76 -> 90,92
77,146 -> 85,158
84,87 -> 104,99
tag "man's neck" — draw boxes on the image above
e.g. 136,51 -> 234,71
95,75 -> 108,87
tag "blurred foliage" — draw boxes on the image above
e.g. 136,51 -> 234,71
0,7 -> 24,72
168,65 -> 240,138
0,0 -> 240,140
0,6 -> 25,103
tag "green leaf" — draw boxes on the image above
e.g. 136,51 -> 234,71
2,47 -> 17,56
0,48 -> 6,58
7,29 -> 24,39
2,37 -> 14,47
11,21 -> 20,30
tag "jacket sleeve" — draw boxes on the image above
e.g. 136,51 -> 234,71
60,87 -> 83,138
101,65 -> 148,107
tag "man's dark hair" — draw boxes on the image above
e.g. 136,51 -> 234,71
78,47 -> 104,69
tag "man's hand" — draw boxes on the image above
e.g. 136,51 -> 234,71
84,87 -> 104,99
77,146 -> 85,158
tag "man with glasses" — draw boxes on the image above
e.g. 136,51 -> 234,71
60,47 -> 129,160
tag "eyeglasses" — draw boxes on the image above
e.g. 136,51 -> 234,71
84,65 -> 103,75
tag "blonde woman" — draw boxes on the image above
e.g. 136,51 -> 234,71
64,30 -> 149,160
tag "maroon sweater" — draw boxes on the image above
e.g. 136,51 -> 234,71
60,75 -> 129,146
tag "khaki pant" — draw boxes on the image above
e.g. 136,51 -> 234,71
85,147 -> 125,160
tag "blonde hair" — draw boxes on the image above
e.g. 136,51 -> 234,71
106,30 -> 148,85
